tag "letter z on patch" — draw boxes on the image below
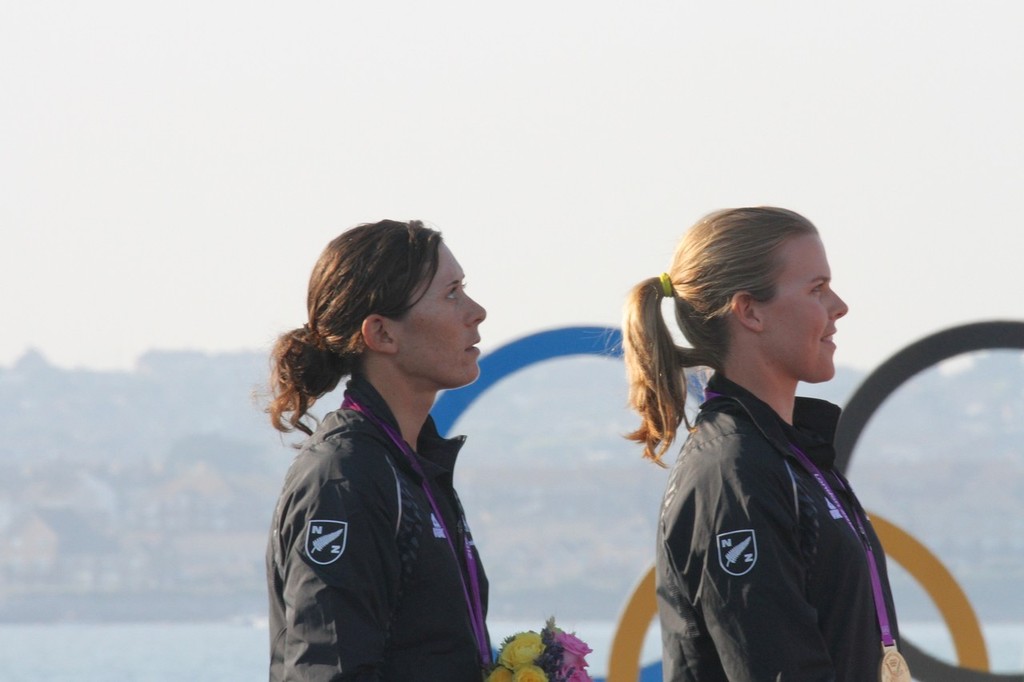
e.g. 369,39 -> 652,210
305,519 -> 348,565
716,529 -> 758,576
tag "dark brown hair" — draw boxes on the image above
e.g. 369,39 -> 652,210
622,207 -> 819,464
267,219 -> 443,435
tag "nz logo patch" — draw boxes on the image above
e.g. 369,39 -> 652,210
305,520 -> 348,565
716,529 -> 758,576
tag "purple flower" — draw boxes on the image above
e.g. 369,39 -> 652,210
554,630 -> 591,671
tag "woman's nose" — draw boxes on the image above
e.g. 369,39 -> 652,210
469,295 -> 486,324
832,291 -> 849,319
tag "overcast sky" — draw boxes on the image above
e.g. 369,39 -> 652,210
3,1 -> 1023,373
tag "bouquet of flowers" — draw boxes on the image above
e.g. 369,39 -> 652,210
486,617 -> 593,682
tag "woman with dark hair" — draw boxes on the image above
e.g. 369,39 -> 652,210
266,219 -> 490,681
623,207 -> 907,681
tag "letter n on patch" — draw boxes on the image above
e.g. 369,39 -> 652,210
716,529 -> 757,576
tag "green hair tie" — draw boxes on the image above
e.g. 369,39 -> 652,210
659,272 -> 673,298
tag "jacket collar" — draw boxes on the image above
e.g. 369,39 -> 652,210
344,374 -> 465,482
702,373 -> 841,468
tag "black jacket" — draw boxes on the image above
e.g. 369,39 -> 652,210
657,374 -> 899,681
267,376 -> 489,681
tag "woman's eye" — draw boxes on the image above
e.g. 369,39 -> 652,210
447,281 -> 467,299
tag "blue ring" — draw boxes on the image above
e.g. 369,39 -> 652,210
432,325 -> 622,435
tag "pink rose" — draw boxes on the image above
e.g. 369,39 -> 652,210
554,630 -> 592,675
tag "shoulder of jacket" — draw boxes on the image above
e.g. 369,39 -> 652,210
687,408 -> 769,458
277,423 -> 407,536
287,415 -> 399,488
692,403 -> 759,438
682,408 -> 793,482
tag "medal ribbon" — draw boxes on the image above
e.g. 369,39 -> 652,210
786,443 -> 896,648
342,395 -> 491,667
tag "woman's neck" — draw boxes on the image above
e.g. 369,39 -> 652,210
720,362 -> 797,424
360,362 -> 435,448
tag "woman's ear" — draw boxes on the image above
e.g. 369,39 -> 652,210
361,315 -> 398,354
729,292 -> 765,333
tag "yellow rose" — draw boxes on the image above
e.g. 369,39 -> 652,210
512,664 -> 548,682
485,666 -> 514,682
499,631 -> 545,670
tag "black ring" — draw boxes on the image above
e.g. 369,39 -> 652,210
834,320 -> 1024,681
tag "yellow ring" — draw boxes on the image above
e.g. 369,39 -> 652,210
870,512 -> 988,670
607,567 -> 656,682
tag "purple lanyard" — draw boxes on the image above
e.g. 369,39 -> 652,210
786,443 -> 896,648
342,396 -> 491,667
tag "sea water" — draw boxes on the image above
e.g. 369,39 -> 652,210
0,620 -> 1021,681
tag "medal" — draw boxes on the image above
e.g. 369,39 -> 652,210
879,644 -> 911,682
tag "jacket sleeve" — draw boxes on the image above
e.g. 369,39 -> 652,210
665,433 -> 836,681
274,438 -> 402,681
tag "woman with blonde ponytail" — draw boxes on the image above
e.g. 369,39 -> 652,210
265,219 -> 491,681
624,207 -> 906,681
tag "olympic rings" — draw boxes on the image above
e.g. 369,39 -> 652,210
432,322 -> 1024,682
